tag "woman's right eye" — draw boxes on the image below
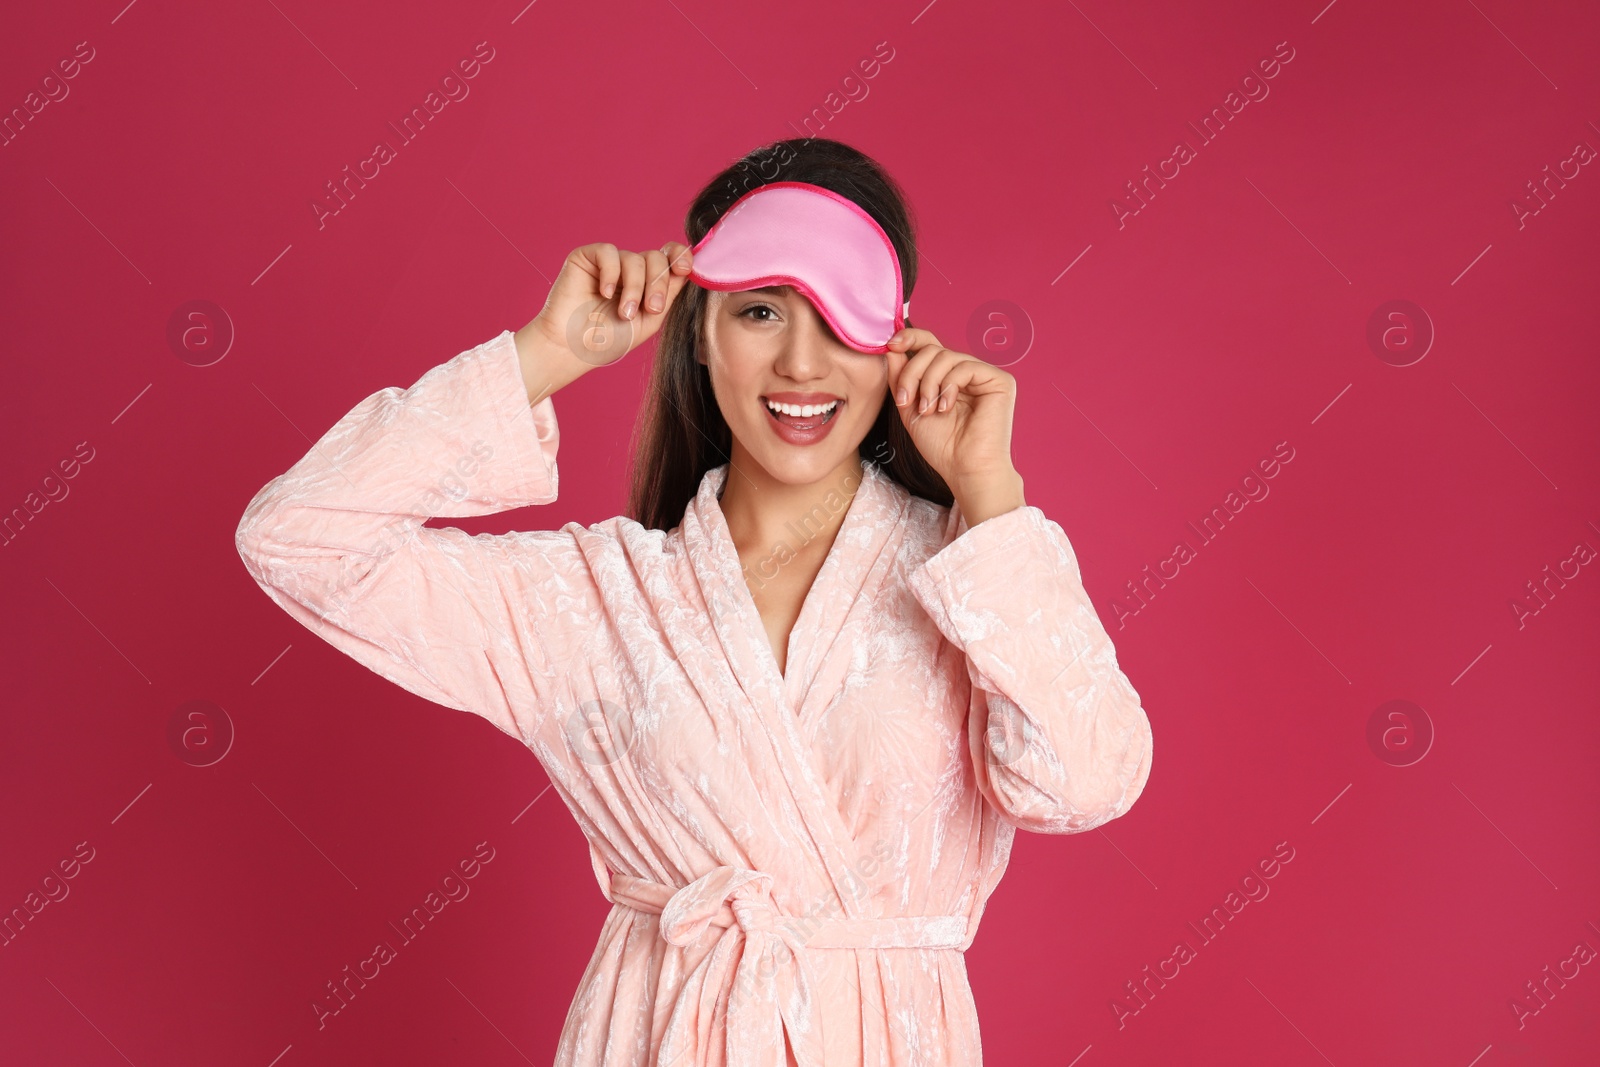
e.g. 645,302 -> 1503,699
738,304 -> 778,322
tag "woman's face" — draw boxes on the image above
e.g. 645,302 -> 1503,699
700,285 -> 888,487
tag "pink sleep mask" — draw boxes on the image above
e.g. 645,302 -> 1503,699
687,181 -> 908,354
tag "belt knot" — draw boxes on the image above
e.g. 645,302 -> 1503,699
659,865 -> 780,947
604,863 -> 971,1067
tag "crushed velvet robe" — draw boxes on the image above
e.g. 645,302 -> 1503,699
235,329 -> 1154,1066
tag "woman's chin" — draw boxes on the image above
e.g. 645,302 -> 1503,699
752,455 -> 836,487
742,436 -> 863,488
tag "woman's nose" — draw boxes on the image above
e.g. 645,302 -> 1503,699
773,306 -> 839,378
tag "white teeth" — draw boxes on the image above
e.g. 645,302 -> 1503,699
765,399 -> 839,417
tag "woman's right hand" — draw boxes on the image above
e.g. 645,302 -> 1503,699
517,242 -> 695,392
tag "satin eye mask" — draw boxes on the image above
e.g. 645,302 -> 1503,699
687,181 -> 908,355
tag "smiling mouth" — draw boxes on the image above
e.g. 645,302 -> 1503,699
762,398 -> 842,428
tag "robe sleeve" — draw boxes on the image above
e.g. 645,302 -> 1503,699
234,329 -> 591,745
907,503 -> 1153,834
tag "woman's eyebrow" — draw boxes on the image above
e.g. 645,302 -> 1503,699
747,285 -> 793,296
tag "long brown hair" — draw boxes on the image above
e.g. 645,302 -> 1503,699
625,137 -> 953,532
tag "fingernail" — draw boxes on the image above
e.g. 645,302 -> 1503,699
917,395 -> 928,413
622,300 -> 636,319
896,387 -> 908,406
648,293 -> 664,312
603,283 -> 615,298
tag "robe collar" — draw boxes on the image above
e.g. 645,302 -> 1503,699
688,457 -> 909,701
678,457 -> 914,908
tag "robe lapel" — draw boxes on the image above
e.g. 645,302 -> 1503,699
777,464 -> 911,733
679,460 -> 910,917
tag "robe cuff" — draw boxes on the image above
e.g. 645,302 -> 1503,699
478,329 -> 561,507
906,504 -> 1063,645
906,503 -> 1152,833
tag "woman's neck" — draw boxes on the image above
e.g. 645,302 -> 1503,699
717,451 -> 866,561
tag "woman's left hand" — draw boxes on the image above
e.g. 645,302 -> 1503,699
885,328 -> 1026,523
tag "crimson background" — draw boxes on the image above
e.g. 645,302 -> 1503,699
2,1 -> 1597,1064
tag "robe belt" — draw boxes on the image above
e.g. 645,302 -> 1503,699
607,865 -> 968,1067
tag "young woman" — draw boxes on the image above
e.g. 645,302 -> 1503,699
236,138 -> 1153,1067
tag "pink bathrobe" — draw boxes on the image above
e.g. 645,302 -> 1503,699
235,329 -> 1153,1067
